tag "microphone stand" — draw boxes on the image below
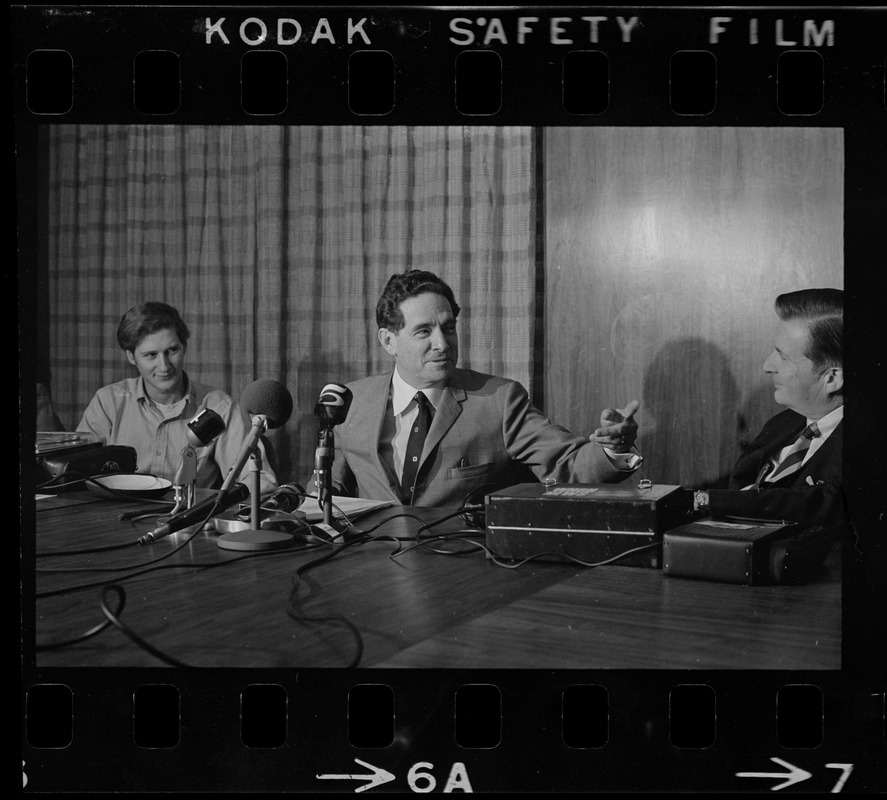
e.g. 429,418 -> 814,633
216,441 -> 295,552
311,382 -> 354,541
167,406 -> 227,518
313,425 -> 348,541
315,426 -> 335,527
247,449 -> 263,531
169,443 -> 198,516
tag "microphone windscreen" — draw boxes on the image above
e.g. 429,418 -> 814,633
240,379 -> 294,429
314,383 -> 353,427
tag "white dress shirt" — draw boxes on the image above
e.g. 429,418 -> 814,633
390,368 -> 445,481
803,404 -> 843,463
748,404 -> 843,489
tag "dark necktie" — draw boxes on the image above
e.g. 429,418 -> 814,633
758,422 -> 821,486
401,392 -> 431,503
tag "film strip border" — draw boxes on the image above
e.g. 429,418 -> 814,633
15,3 -> 887,794
21,671 -> 887,792
10,6 -> 887,123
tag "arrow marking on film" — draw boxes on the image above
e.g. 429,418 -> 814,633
317,758 -> 396,793
736,757 -> 813,791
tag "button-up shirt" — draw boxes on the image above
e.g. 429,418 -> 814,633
765,404 -> 843,473
803,404 -> 843,464
390,368 -> 445,482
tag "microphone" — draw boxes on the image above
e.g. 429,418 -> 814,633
314,383 -> 353,429
173,409 -> 226,487
262,483 -> 306,513
220,379 -> 294,492
138,482 -> 249,545
237,483 -> 306,519
313,383 -> 353,529
187,408 -> 226,446
242,379 -> 294,429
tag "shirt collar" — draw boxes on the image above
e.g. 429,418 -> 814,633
135,373 -> 193,408
391,368 -> 444,415
808,404 -> 842,439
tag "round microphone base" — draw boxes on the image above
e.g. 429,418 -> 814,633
214,509 -> 308,535
216,529 -> 294,551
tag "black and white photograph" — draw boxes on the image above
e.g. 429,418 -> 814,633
17,4 -> 886,794
29,123 -> 845,671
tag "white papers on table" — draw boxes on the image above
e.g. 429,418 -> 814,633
302,496 -> 396,522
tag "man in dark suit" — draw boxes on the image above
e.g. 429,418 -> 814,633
321,270 -> 643,508
695,288 -> 844,524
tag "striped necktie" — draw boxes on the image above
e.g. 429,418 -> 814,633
401,392 -> 432,504
757,422 -> 821,486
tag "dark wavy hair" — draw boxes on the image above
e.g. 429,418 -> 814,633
774,288 -> 843,370
117,301 -> 191,352
375,270 -> 461,332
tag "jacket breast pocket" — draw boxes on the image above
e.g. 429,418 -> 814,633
446,462 -> 494,481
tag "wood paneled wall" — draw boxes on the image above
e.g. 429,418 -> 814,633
544,127 -> 843,488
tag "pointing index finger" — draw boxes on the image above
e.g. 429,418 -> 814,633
620,400 -> 640,421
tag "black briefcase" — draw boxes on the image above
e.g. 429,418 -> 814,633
38,445 -> 138,491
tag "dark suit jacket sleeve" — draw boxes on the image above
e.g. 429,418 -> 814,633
706,412 -> 845,525
706,481 -> 846,525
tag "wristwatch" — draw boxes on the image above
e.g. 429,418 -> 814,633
693,490 -> 710,512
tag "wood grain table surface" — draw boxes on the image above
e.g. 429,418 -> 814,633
28,489 -> 841,670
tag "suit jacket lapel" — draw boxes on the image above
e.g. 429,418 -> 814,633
772,419 -> 843,488
422,378 -> 465,462
366,373 -> 399,490
731,411 -> 807,488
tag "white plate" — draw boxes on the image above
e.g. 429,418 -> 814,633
87,474 -> 172,500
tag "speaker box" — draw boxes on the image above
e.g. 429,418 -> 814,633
484,482 -> 694,568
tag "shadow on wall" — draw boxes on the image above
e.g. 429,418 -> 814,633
641,337 -> 745,489
735,378 -> 783,459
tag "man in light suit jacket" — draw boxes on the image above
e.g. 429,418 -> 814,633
325,270 -> 643,508
696,288 -> 844,525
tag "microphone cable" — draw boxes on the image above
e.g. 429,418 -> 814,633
35,538 -> 325,657
282,504 -> 396,669
33,585 -> 184,665
386,498 -> 664,569
35,493 -> 229,592
458,483 -> 497,529
391,528 -> 660,569
34,584 -> 129,654
35,470 -> 96,493
281,501 -> 498,666
97,585 -> 191,667
35,484 -> 221,560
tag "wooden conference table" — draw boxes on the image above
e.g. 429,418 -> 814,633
29,489 -> 841,670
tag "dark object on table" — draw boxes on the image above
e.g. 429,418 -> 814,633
38,445 -> 138,492
662,517 -> 838,585
485,482 -> 694,568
